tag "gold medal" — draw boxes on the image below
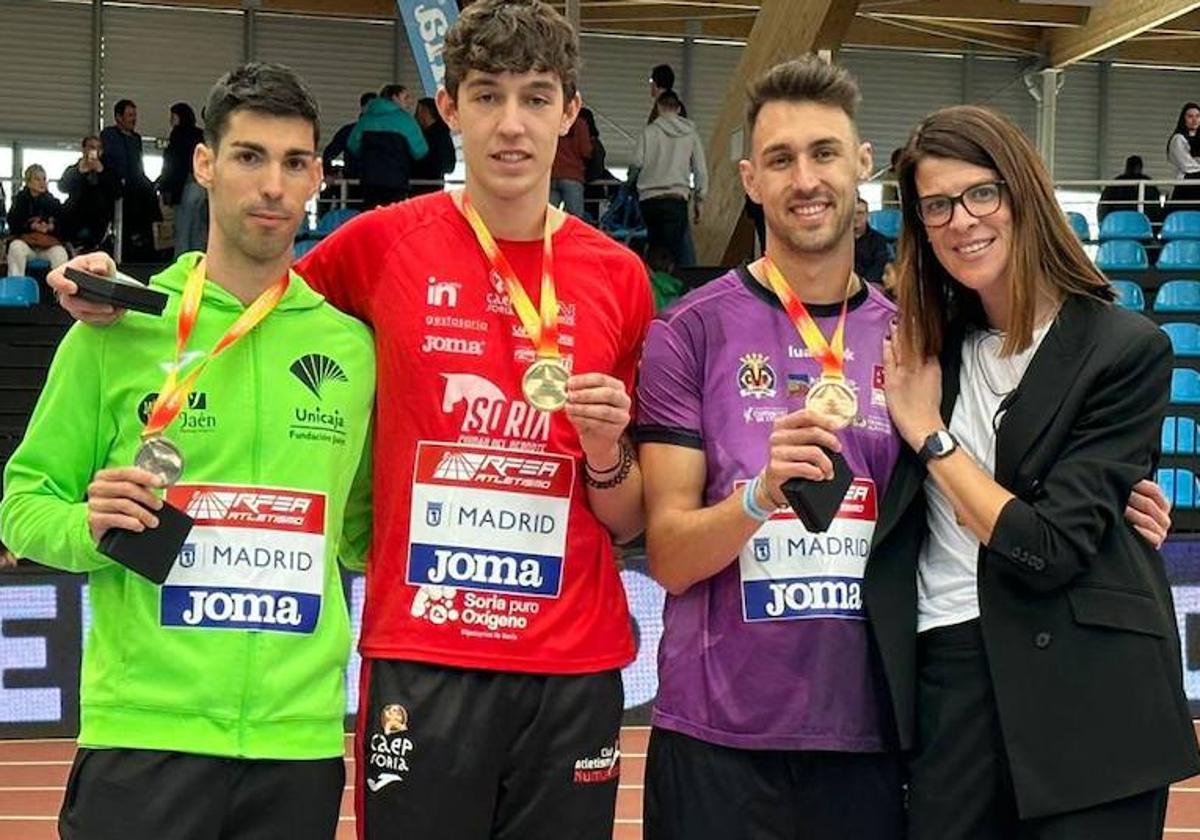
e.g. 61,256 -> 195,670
135,436 -> 185,486
806,377 -> 858,429
522,357 -> 570,412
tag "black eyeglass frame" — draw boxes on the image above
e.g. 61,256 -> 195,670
915,180 -> 1007,228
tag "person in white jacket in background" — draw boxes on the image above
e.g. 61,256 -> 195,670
630,90 -> 707,267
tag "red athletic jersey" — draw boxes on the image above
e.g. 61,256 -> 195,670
297,192 -> 654,674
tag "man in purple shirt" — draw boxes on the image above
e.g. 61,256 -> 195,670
635,56 -> 1172,840
637,54 -> 904,840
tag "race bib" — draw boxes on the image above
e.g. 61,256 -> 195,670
739,477 -> 877,622
160,484 -> 327,633
407,442 -> 574,598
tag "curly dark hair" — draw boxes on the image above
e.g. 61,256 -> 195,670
444,0 -> 580,101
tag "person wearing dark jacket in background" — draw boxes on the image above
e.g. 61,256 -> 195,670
580,107 -> 615,217
60,135 -> 119,252
158,102 -> 207,256
323,91 -> 375,207
7,164 -> 68,277
1098,155 -> 1164,225
100,98 -> 159,258
158,103 -> 204,206
349,84 -> 429,209
854,195 -> 891,284
411,97 -> 456,196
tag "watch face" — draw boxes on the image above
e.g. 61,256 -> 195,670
924,431 -> 955,460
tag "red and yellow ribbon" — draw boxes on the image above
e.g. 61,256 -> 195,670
460,192 -> 560,360
143,257 -> 289,439
761,255 -> 855,380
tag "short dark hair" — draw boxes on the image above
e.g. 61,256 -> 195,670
1125,154 -> 1144,173
856,195 -> 868,209
444,0 -> 580,101
81,134 -> 100,148
746,55 -> 860,137
380,84 -> 408,100
359,91 -> 377,108
651,64 -> 675,90
656,90 -> 682,113
114,99 -> 135,119
203,63 -> 320,149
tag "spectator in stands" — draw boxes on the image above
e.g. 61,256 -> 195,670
7,164 -> 68,277
323,91 -> 375,206
60,135 -> 119,252
550,100 -> 593,216
349,83 -> 429,209
580,107 -> 616,216
630,90 -> 706,266
158,102 -> 207,256
648,63 -> 688,122
854,194 -> 891,284
1166,101 -> 1200,211
881,146 -> 903,209
411,97 -> 456,196
101,98 -> 159,257
1098,155 -> 1164,225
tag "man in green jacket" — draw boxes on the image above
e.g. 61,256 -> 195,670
349,83 -> 429,209
0,63 -> 375,840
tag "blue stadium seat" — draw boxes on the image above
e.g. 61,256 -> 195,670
1163,322 -> 1200,357
1098,210 -> 1154,242
24,257 -> 51,279
1095,240 -> 1149,271
315,208 -> 359,237
1110,279 -> 1145,310
1155,279 -> 1200,312
869,209 -> 902,241
1157,467 -> 1198,509
0,276 -> 39,307
1172,368 -> 1200,404
1158,240 -> 1200,271
1162,211 -> 1200,241
1163,416 -> 1198,455
1066,212 -> 1090,241
293,238 -> 321,260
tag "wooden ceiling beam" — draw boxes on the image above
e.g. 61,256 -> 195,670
857,0 -> 1086,28
1047,0 -> 1200,67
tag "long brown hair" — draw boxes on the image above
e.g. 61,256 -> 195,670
895,105 -> 1112,360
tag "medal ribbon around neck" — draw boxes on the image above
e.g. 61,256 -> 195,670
142,256 -> 289,440
461,191 -> 560,360
761,255 -> 856,380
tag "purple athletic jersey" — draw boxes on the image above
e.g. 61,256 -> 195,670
637,266 -> 902,751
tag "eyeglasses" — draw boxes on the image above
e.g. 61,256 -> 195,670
915,181 -> 1006,228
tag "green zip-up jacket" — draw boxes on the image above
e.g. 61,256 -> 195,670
0,253 -> 375,760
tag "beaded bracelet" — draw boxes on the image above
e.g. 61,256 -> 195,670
584,442 -> 634,489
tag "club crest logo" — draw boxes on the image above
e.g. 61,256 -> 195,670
380,703 -> 409,735
737,353 -> 777,399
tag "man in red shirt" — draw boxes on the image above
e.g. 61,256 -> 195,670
49,2 -> 653,838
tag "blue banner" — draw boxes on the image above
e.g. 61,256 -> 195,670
396,0 -> 459,96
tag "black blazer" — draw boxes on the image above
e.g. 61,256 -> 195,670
865,293 -> 1200,819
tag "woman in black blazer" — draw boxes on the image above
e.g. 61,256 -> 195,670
868,105 -> 1200,839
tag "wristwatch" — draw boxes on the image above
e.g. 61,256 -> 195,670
918,429 -> 958,464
